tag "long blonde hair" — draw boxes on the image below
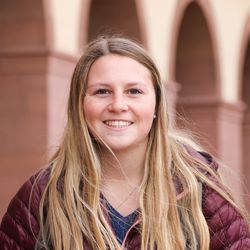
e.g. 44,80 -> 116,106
36,36 -> 240,249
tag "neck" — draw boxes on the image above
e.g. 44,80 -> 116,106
99,142 -> 147,216
100,141 -> 147,185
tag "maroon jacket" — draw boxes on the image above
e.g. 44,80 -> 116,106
1,152 -> 250,250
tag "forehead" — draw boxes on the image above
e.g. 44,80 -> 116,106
87,54 -> 152,86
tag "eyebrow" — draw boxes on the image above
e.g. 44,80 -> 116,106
87,82 -> 150,89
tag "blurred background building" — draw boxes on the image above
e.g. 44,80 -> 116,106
0,0 -> 249,218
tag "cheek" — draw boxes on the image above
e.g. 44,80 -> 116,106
140,97 -> 156,118
83,98 -> 100,121
138,105 -> 155,129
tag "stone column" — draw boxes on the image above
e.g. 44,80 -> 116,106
0,50 -> 76,218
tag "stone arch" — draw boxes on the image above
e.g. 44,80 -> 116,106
174,1 -> 219,100
169,0 -> 220,153
169,1 -> 248,202
79,0 -> 146,48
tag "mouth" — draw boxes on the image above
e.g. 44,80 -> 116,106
103,120 -> 133,128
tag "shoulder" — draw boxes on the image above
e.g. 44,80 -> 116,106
0,165 -> 52,249
185,146 -> 250,248
188,149 -> 250,249
203,182 -> 250,249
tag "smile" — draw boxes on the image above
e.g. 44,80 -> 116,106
103,120 -> 133,128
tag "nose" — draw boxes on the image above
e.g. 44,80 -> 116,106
107,94 -> 128,112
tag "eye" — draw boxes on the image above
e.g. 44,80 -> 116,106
94,88 -> 111,95
127,88 -> 143,95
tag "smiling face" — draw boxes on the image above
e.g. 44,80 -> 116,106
83,54 -> 156,153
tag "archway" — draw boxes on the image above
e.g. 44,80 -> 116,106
87,0 -> 143,43
174,1 -> 219,152
175,2 -> 217,99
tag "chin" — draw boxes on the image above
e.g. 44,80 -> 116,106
108,145 -> 130,152
104,142 -> 132,152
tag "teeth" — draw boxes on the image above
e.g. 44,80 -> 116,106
104,120 -> 132,128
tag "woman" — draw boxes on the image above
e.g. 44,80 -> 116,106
0,36 -> 249,250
